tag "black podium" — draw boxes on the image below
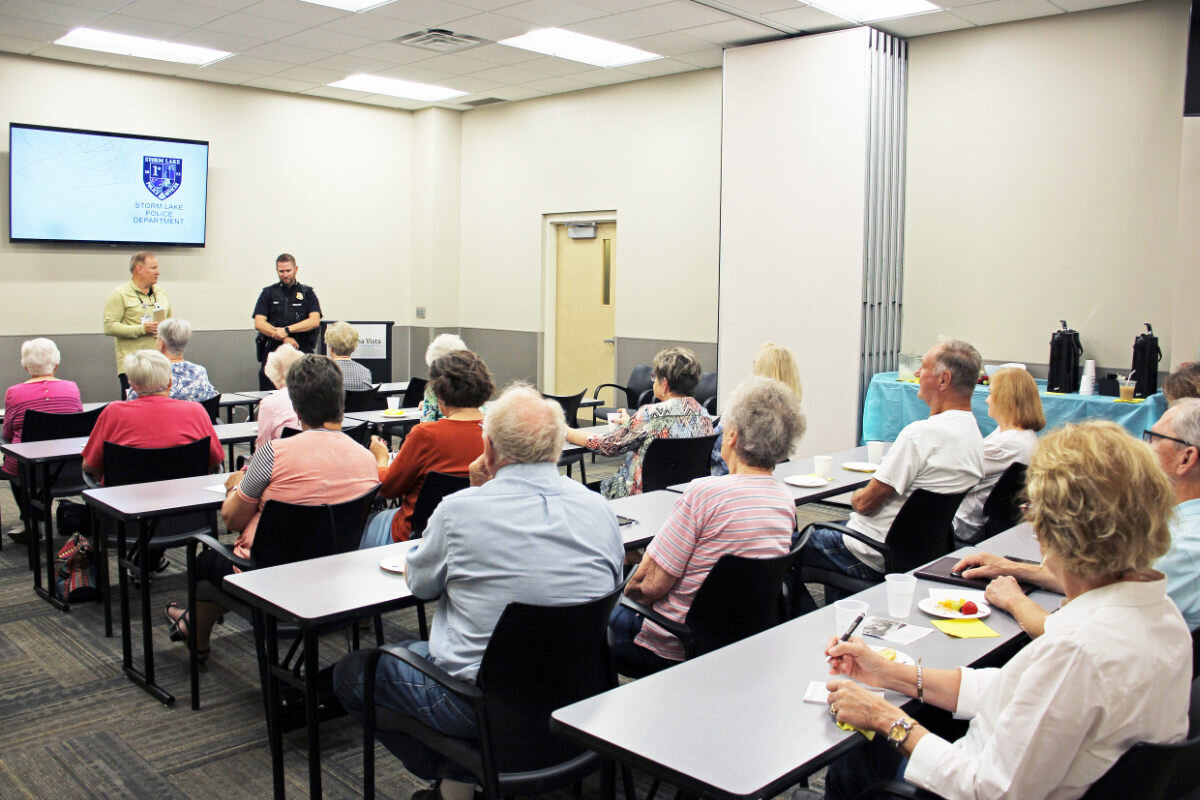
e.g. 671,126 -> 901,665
318,320 -> 394,383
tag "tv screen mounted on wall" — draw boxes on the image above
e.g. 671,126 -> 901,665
9,123 -> 209,247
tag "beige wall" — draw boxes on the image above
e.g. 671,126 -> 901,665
457,69 -> 722,341
0,53 -> 414,335
902,0 -> 1190,370
1172,116 -> 1200,369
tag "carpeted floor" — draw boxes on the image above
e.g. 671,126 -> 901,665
0,444 -> 843,800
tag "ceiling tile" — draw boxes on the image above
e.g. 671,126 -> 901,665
299,84 -> 371,100
318,13 -> 423,40
715,0 -> 802,12
566,66 -> 642,85
171,28 -> 265,52
0,14 -> 70,42
374,63 -> 453,82
486,83 -> 548,100
345,41 -> 433,65
117,0 -> 229,27
436,73 -> 503,91
242,41 -> 333,65
679,18 -> 777,46
277,26 -> 374,52
271,63 -> 347,83
176,64 -> 264,83
64,0 -> 147,10
671,47 -> 723,67
357,93 -> 425,108
625,30 -> 713,56
564,13 -> 670,40
241,0 -> 347,25
871,10 -> 974,35
442,11 -> 534,41
187,0 -> 262,9
406,51 -> 498,74
307,50 -> 398,73
367,0 -> 480,25
202,11 -> 307,39
459,41 -> 543,64
105,54 -> 193,74
763,6 -> 856,31
520,75 -> 592,92
1051,0 -> 1139,10
0,0 -> 103,26
952,0 -> 1062,24
242,74 -> 321,91
0,32 -> 45,53
450,0 -> 524,9
85,14 -> 192,39
213,52 -> 294,74
574,0 -> 672,12
465,63 -> 545,83
626,0 -> 729,29
930,0 -> 1006,6
499,0 -> 607,27
30,42 -> 116,63
516,54 -> 601,76
619,55 -> 696,76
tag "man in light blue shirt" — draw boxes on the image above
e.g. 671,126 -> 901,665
334,385 -> 623,800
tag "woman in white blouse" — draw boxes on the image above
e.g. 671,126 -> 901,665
953,367 -> 1044,542
821,421 -> 1191,800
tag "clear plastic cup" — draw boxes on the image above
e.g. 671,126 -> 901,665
387,396 -> 400,410
884,573 -> 917,618
813,455 -> 833,479
833,599 -> 868,636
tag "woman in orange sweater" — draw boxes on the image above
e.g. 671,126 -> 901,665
359,350 -> 494,547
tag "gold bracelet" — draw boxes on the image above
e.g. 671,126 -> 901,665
916,658 -> 924,703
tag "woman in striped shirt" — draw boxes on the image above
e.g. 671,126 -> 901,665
609,376 -> 806,676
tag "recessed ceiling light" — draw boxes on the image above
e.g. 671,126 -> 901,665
498,28 -> 662,68
298,0 -> 396,11
55,28 -> 231,65
808,0 -> 938,23
329,74 -> 468,102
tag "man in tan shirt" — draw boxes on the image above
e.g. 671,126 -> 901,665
103,251 -> 171,398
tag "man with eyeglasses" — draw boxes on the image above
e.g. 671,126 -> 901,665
954,398 -> 1200,634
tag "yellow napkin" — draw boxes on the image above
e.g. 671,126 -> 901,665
932,619 -> 1000,638
836,720 -> 875,740
1113,398 -> 1145,404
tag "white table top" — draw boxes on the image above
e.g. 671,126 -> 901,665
345,407 -> 421,426
83,472 -> 228,519
1,435 -> 89,463
607,490 -> 679,550
378,382 -> 410,395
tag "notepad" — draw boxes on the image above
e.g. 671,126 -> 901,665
931,619 -> 999,638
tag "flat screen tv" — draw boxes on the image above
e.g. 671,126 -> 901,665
9,123 -> 209,247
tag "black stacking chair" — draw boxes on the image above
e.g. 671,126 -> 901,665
409,472 -> 470,539
184,485 -> 381,710
280,424 -> 370,447
640,433 -> 720,492
695,371 -> 718,414
797,489 -> 968,603
198,393 -> 221,423
544,390 -> 589,481
977,462 -> 1028,541
616,533 -> 809,677
591,364 -> 654,426
345,384 -> 384,412
401,377 -> 428,410
361,585 -> 629,800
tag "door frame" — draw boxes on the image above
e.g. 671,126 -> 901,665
541,210 -> 617,393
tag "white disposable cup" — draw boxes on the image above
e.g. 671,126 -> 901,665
607,412 -> 621,431
884,573 -> 917,618
813,455 -> 833,479
386,396 -> 400,410
833,599 -> 868,636
867,441 -> 886,464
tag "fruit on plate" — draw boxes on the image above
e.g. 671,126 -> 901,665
937,598 -> 965,612
960,600 -> 979,615
878,648 -> 898,661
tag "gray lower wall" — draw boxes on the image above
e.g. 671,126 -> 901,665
616,337 -> 719,389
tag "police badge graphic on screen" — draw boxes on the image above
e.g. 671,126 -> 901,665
9,124 -> 209,246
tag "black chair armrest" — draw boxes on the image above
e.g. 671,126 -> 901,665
802,520 -> 891,560
83,470 -> 102,490
854,780 -> 944,800
188,531 -> 251,570
592,383 -> 628,401
619,594 -> 692,647
375,642 -> 483,704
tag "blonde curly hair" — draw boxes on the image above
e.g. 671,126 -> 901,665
1025,421 -> 1173,580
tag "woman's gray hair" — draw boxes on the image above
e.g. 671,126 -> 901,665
264,344 -> 304,389
20,338 -> 61,376
425,333 -> 467,367
324,321 -> 359,357
157,317 -> 192,356
124,349 -> 172,394
482,383 -> 566,465
723,376 -> 807,469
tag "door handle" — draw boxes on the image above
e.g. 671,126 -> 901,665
603,339 -> 614,345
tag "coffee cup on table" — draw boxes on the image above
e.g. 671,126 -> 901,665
867,440 -> 886,464
833,599 -> 868,635
387,396 -> 400,410
813,455 -> 833,479
884,573 -> 917,618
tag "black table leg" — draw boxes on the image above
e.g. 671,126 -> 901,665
304,627 -> 322,800
31,463 -> 67,610
117,520 -> 134,672
117,518 -> 174,704
264,614 -> 286,800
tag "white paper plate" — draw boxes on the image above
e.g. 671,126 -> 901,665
917,596 -> 990,619
870,645 -> 915,666
379,553 -> 407,574
785,474 -> 829,488
841,461 -> 878,473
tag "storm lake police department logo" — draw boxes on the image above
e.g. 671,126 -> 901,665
143,156 -> 182,200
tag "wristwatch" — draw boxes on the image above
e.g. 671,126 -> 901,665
283,326 -> 291,336
887,717 -> 918,750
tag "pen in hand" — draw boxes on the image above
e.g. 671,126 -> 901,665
824,611 -> 866,663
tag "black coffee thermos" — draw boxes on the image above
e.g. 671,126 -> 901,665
1131,323 -> 1161,398
1048,320 -> 1083,393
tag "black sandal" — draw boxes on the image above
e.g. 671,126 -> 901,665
164,602 -> 210,663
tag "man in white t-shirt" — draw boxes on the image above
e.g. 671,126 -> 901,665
796,340 -> 984,611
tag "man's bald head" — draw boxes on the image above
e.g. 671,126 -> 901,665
482,384 -> 566,465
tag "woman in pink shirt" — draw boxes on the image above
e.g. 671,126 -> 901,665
253,344 -> 303,448
2,338 -> 82,541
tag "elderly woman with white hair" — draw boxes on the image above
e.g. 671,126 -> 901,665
254,344 -> 304,448
2,338 -> 83,541
325,321 -> 374,391
126,317 -> 218,402
609,376 -> 805,676
420,333 -> 468,422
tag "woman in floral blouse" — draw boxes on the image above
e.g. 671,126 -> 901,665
567,346 -> 713,499
126,318 -> 218,402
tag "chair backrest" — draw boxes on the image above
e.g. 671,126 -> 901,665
22,406 -> 105,442
695,371 -> 718,411
641,433 -> 721,493
345,384 -> 384,412
685,546 -> 803,657
1193,628 -> 1199,680
198,393 -> 221,423
884,488 -> 968,573
703,395 -> 718,416
250,484 -> 381,569
980,462 -> 1028,539
475,584 -> 623,776
401,377 -> 428,409
102,438 -> 213,487
342,421 -> 372,448
409,472 -> 470,538
542,390 -> 586,429
626,364 -> 653,408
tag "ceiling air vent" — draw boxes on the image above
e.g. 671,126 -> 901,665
462,97 -> 506,107
393,28 -> 489,53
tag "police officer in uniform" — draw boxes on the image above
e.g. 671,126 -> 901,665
252,253 -> 322,390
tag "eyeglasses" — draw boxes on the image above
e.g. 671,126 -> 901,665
1142,429 -> 1200,449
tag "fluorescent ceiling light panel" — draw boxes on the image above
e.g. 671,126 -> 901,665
808,0 -> 938,22
55,28 -> 230,65
498,28 -> 662,68
298,0 -> 396,11
329,74 -> 468,101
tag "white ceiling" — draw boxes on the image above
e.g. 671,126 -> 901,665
0,0 -> 1142,111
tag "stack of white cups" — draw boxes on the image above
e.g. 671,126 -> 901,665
1079,359 -> 1097,395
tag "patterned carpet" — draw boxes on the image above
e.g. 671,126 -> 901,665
0,450 -> 842,800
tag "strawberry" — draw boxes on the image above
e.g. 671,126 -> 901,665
961,600 -> 979,615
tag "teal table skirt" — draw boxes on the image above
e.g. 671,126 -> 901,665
860,371 -> 1166,444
